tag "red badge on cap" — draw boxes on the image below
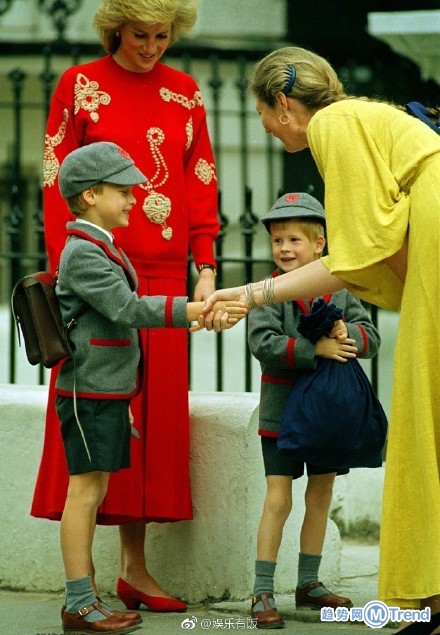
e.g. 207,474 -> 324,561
118,148 -> 132,161
285,194 -> 300,203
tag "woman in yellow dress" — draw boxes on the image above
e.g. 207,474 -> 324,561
203,46 -> 440,633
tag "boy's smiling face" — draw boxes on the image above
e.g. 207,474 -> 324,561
81,183 -> 137,231
269,219 -> 325,273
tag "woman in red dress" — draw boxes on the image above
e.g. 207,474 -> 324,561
32,0 -> 219,611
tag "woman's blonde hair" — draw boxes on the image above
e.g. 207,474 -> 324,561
250,46 -> 440,129
93,0 -> 198,54
249,46 -> 348,109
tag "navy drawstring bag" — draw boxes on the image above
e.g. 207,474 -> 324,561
277,300 -> 388,469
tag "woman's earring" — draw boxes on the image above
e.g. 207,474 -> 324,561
115,31 -> 120,37
279,113 -> 291,125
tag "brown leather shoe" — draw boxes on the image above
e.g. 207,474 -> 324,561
62,601 -> 140,633
96,597 -> 143,625
251,593 -> 285,629
295,582 -> 353,610
62,600 -> 143,626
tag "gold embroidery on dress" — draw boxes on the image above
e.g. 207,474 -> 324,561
160,87 -> 203,110
74,73 -> 111,123
185,117 -> 193,150
195,158 -> 217,185
140,127 -> 173,240
43,108 -> 69,187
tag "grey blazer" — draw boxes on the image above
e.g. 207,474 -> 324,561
248,271 -> 381,437
55,221 -> 188,399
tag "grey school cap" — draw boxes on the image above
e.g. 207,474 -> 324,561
261,192 -> 326,232
58,141 -> 148,198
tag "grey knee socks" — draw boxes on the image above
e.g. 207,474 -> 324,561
297,552 -> 327,597
252,560 -> 277,609
65,576 -> 102,623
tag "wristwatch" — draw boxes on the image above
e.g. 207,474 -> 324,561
197,263 -> 217,276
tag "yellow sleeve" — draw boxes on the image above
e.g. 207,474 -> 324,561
308,105 -> 407,311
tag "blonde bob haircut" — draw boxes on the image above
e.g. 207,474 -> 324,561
93,0 -> 198,54
269,218 -> 325,244
67,183 -> 104,217
250,46 -> 348,109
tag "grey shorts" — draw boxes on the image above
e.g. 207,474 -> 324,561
261,436 -> 349,479
56,396 -> 131,475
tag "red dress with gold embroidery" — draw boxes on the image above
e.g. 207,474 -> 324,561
31,55 -> 219,523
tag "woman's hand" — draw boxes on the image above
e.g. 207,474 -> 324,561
193,268 -> 216,302
203,286 -> 247,312
194,295 -> 248,332
200,286 -> 247,331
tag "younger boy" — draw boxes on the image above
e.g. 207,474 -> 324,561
247,192 -> 381,629
54,142 -> 245,635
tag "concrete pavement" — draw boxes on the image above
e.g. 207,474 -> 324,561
1,540 -> 400,635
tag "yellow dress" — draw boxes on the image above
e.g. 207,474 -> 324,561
308,99 -> 440,608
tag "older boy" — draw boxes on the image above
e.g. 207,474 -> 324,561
54,142 -> 245,634
247,193 -> 381,629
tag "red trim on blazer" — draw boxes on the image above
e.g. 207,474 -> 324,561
295,293 -> 333,315
258,429 -> 279,438
286,337 -> 295,368
165,296 -> 174,327
67,228 -> 136,290
355,323 -> 368,354
55,387 -> 138,399
295,299 -> 310,314
89,339 -> 131,347
261,374 -> 295,385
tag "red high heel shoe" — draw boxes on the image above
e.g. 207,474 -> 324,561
116,577 -> 187,612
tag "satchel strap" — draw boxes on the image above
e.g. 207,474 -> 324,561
54,266 -> 89,331
54,266 -> 92,465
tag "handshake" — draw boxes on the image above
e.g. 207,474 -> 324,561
189,285 -> 250,333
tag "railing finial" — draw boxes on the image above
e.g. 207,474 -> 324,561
38,0 -> 82,41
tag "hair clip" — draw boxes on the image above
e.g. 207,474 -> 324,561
283,65 -> 296,94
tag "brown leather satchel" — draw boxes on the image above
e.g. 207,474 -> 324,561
11,271 -> 86,368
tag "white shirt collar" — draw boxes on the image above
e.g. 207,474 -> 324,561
76,218 -> 114,243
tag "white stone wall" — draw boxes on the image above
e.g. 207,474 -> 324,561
331,468 -> 384,538
0,384 -> 341,600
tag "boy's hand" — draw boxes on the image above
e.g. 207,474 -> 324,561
191,301 -> 247,333
128,405 -> 140,438
329,319 -> 348,340
315,335 -> 357,362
